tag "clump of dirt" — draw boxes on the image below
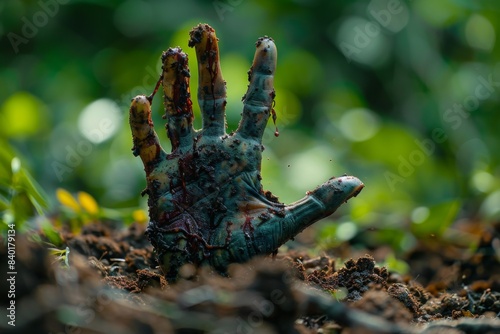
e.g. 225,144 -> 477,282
65,222 -> 156,275
352,289 -> 414,323
1,221 -> 499,334
301,254 -> 389,301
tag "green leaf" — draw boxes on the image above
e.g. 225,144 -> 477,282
0,140 -> 14,185
41,220 -> 63,247
382,253 -> 410,275
11,192 -> 33,224
19,169 -> 49,211
0,194 -> 8,211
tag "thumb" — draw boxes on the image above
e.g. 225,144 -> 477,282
224,176 -> 364,264
280,176 -> 364,244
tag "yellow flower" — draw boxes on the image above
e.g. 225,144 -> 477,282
56,188 -> 80,212
132,209 -> 148,223
77,191 -> 99,215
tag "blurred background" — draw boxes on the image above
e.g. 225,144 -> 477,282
1,0 -> 499,260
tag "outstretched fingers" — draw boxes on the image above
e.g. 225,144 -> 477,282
162,47 -> 195,152
189,24 -> 227,136
236,37 -> 277,141
129,95 -> 166,172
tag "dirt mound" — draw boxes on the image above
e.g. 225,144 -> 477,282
1,222 -> 499,333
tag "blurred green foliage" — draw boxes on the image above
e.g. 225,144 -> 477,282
0,144 -> 48,228
1,0 -> 500,253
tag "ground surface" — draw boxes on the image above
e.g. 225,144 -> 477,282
1,220 -> 500,334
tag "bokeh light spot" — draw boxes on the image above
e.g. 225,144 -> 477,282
472,171 -> 494,193
1,92 -> 45,137
411,206 -> 430,224
336,221 -> 358,241
334,16 -> 390,66
339,108 -> 380,142
480,190 -> 500,220
287,146 -> 337,195
78,99 -> 121,144
465,14 -> 495,51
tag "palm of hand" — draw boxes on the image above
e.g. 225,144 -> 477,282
129,24 -> 363,281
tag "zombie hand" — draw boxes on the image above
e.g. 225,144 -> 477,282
129,24 -> 364,281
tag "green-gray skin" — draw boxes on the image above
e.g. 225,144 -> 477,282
129,24 -> 364,281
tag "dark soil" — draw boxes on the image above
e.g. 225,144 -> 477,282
1,221 -> 499,334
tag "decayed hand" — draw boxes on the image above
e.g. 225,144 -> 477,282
129,24 -> 364,281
